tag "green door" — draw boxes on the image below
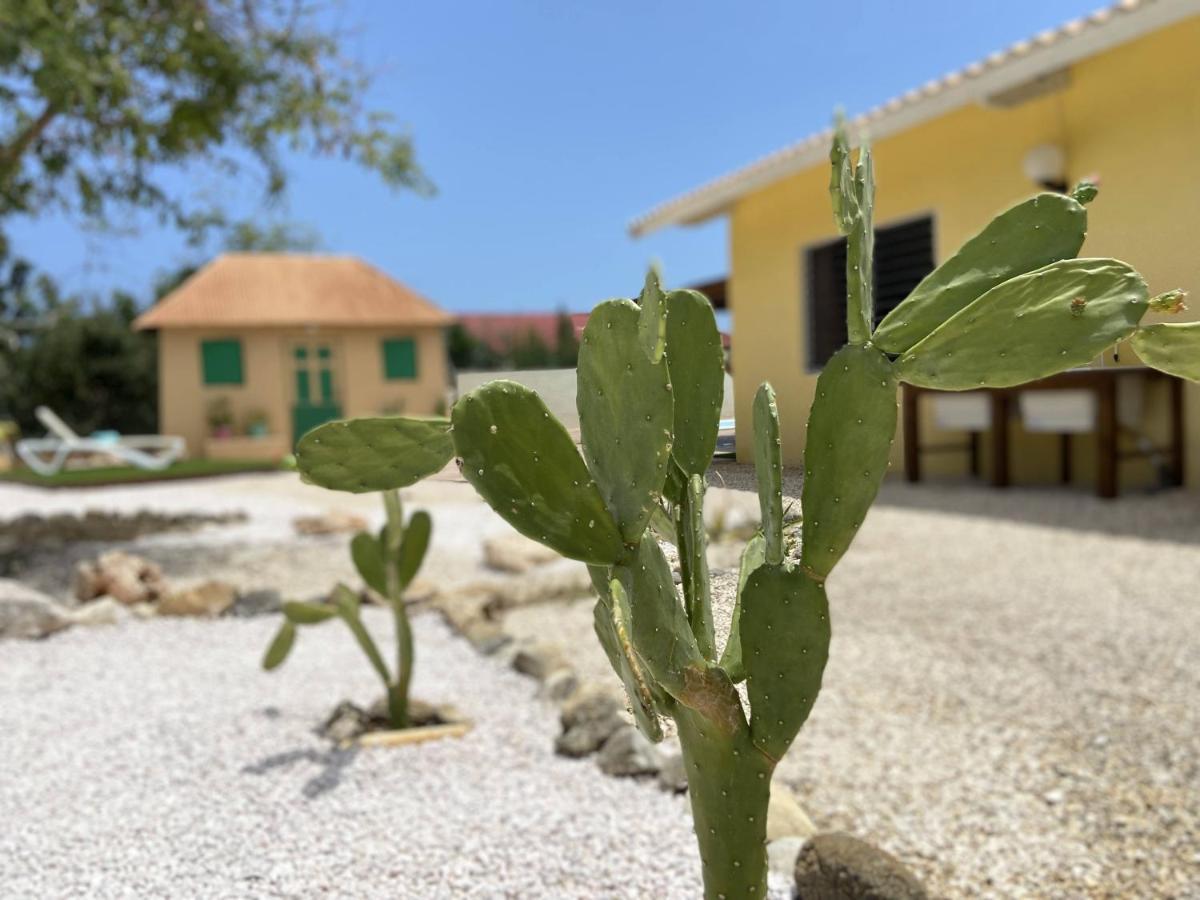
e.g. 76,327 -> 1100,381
292,343 -> 342,445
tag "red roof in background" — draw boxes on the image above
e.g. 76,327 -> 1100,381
456,312 -> 589,352
457,310 -> 730,352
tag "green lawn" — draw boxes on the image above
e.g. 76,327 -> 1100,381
0,458 -> 287,488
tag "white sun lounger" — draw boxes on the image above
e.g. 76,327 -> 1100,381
14,406 -> 186,476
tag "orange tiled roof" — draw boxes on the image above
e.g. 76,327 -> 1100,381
134,254 -> 453,330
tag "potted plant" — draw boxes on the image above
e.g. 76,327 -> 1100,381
244,408 -> 269,438
206,397 -> 234,439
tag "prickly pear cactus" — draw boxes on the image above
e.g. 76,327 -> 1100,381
290,117 -> 1182,900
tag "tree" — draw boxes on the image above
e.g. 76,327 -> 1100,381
552,311 -> 579,367
508,329 -> 553,369
0,0 -> 431,243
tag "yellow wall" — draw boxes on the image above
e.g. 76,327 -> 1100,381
729,18 -> 1200,487
157,326 -> 448,458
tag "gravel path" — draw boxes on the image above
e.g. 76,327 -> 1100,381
0,610 -> 790,899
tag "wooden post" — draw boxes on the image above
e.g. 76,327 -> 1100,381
1169,375 -> 1185,487
1097,377 -> 1118,499
1059,434 -> 1073,485
990,391 -> 1010,488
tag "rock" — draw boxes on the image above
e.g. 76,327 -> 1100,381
512,641 -> 568,681
768,836 -> 808,881
0,579 -> 71,639
292,510 -> 368,536
227,588 -> 283,618
555,686 -> 626,757
320,700 -> 372,743
794,833 -> 928,900
596,725 -> 661,777
483,532 -> 558,573
431,583 -> 497,630
67,597 -> 127,628
541,668 -> 580,702
656,749 -> 689,793
129,602 -> 158,620
461,618 -> 511,655
159,580 -> 237,617
490,565 -> 593,609
768,784 -> 818,841
0,509 -> 245,546
74,551 -> 168,606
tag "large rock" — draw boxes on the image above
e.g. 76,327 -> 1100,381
794,833 -> 928,900
226,588 -> 283,618
596,726 -> 661,777
461,618 -> 511,655
0,579 -> 70,639
656,748 -> 689,793
73,551 -> 168,606
159,580 -> 237,617
768,784 -> 818,841
292,510 -> 368,536
555,686 -> 626,757
483,532 -> 559,573
490,565 -> 593,609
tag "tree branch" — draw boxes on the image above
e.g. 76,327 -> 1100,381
0,104 -> 58,179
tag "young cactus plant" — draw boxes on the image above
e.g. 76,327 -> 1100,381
264,417 -> 454,729
287,119 -> 1192,896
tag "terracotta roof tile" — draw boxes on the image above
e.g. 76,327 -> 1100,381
134,254 -> 453,330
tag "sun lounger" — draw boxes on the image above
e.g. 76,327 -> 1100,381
14,406 -> 185,476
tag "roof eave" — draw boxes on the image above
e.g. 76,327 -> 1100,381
629,0 -> 1200,238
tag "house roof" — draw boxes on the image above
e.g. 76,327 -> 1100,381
629,0 -> 1200,237
134,253 -> 454,330
457,312 -> 590,352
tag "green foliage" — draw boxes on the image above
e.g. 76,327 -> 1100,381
265,486 -> 431,730
1131,321 -> 1200,382
289,121 -> 1176,899
296,416 -> 454,493
0,0 -> 431,246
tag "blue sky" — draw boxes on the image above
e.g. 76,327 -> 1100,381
10,0 -> 1101,314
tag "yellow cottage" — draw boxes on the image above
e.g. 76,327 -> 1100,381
632,0 -> 1200,491
134,254 -> 452,460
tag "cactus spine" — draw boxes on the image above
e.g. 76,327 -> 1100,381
292,120 -> 1187,897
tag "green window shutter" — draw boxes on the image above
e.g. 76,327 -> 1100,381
382,338 -> 418,380
201,339 -> 244,385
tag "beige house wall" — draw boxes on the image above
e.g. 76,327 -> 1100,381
157,326 -> 448,458
728,18 -> 1200,487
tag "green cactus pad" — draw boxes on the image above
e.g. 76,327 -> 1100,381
753,383 -> 784,565
262,621 -> 297,670
615,538 -> 743,732
637,268 -> 667,364
741,564 -> 831,761
350,532 -> 386,595
281,600 -> 338,624
592,580 -> 665,742
828,116 -> 857,235
452,380 -> 624,564
717,530 -> 765,683
1132,322 -> 1200,382
846,140 -> 875,344
896,259 -> 1149,390
663,289 -> 725,481
800,345 -> 897,579
332,584 -> 390,683
679,473 -> 716,659
395,510 -> 432,589
577,300 -> 674,543
674,705 -> 769,900
296,416 -> 453,493
874,193 -> 1088,353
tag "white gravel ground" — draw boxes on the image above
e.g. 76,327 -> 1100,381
0,610 -> 791,899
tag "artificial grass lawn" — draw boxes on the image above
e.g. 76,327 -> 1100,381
0,458 -> 285,488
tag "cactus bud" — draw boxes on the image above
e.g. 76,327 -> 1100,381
1149,289 -> 1188,315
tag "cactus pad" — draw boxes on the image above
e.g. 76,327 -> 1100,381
350,531 -> 387,595
282,600 -> 338,624
262,621 -> 296,670
452,380 -> 624,564
753,383 -> 784,565
800,345 -> 896,579
679,473 -> 716,659
577,300 -> 674,543
395,510 -> 432,589
741,564 -> 831,761
1132,322 -> 1200,382
664,289 -> 725,480
593,578 -> 665,742
874,193 -> 1088,353
896,259 -> 1149,390
638,268 -> 667,364
297,416 -> 453,493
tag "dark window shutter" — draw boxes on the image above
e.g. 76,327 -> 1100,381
804,216 -> 934,368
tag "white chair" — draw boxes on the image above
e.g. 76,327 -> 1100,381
14,407 -> 186,476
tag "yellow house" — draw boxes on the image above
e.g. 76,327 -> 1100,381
632,0 -> 1200,490
134,254 -> 453,460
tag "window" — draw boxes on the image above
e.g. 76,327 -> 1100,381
382,337 -> 417,380
805,216 -> 935,368
201,339 -> 243,385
